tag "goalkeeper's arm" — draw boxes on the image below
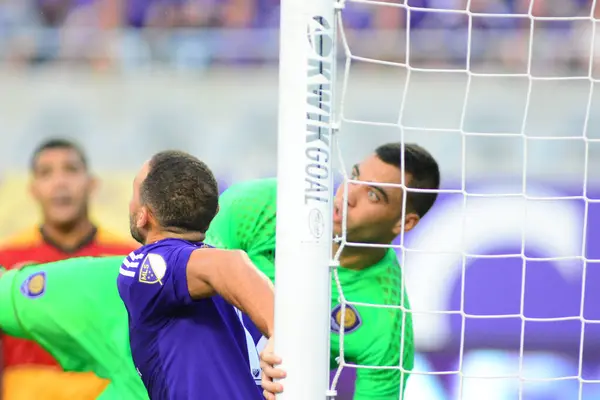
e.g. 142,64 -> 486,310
204,186 -> 242,250
205,179 -> 277,255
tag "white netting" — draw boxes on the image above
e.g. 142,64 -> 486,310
330,1 -> 600,399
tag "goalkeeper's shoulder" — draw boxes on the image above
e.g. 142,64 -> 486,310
221,177 -> 278,201
216,177 -> 278,219
207,178 -> 278,253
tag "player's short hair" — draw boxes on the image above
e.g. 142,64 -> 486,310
375,142 -> 440,218
30,138 -> 88,172
141,150 -> 219,234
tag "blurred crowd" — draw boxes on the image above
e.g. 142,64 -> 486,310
0,0 -> 597,31
0,0 -> 598,70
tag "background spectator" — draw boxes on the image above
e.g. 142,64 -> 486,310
0,138 -> 137,400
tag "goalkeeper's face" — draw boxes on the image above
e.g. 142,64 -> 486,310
333,154 -> 418,243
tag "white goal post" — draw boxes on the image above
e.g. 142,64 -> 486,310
274,0 -> 337,398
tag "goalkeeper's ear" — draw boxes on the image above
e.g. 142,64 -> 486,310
394,212 -> 419,236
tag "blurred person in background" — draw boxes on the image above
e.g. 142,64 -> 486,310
0,138 -> 137,400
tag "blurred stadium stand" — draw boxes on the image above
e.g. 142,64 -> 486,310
0,0 -> 597,69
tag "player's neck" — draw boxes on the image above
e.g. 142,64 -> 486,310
332,242 -> 388,271
41,219 -> 96,249
144,229 -> 206,245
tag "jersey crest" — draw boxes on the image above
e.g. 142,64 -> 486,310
20,271 -> 46,299
139,253 -> 167,285
331,303 -> 362,334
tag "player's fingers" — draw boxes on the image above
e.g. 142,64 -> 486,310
260,364 -> 272,384
259,358 -> 271,373
260,351 -> 282,365
261,378 -> 283,395
263,389 -> 276,400
266,366 -> 286,380
261,363 -> 284,395
260,357 -> 287,381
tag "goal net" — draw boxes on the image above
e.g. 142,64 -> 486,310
274,0 -> 600,399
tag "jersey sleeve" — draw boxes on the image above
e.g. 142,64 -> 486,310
351,310 -> 413,400
0,257 -> 129,379
205,178 -> 278,255
353,345 -> 403,400
125,247 -> 196,316
0,268 -> 30,339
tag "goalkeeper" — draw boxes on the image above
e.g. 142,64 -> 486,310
205,142 -> 441,399
0,257 -> 148,400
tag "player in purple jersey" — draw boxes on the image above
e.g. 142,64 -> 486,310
117,150 -> 274,400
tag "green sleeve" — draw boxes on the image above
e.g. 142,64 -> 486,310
352,309 -> 414,399
0,268 -> 31,339
96,383 -> 122,400
205,184 -> 242,250
339,310 -> 402,400
9,257 -> 127,372
1,257 -> 148,399
96,381 -> 149,400
352,344 -> 406,400
206,178 -> 278,280
333,254 -> 414,400
96,383 -> 120,400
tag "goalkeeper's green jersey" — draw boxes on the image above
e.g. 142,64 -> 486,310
0,257 -> 148,399
205,178 -> 415,400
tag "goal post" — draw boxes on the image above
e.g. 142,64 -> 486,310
274,0 -> 338,398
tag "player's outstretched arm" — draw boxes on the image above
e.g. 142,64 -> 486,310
186,248 -> 274,338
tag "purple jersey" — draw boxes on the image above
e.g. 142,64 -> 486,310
243,314 -> 265,348
117,238 -> 262,399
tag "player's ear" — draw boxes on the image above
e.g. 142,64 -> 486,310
393,212 -> 419,235
137,206 -> 150,229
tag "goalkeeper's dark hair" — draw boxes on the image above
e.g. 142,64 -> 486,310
375,142 -> 440,218
30,138 -> 88,172
141,150 -> 219,234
